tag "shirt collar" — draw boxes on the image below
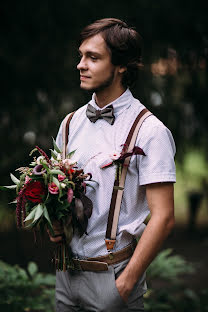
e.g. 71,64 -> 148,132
89,89 -> 133,118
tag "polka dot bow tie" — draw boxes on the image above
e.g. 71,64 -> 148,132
86,104 -> 115,125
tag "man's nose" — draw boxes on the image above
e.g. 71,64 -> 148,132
77,57 -> 87,70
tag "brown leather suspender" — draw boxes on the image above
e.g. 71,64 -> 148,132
61,112 -> 75,159
105,109 -> 152,251
62,108 -> 152,252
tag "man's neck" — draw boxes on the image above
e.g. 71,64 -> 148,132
95,84 -> 126,108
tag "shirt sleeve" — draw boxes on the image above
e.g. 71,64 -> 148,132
137,123 -> 176,185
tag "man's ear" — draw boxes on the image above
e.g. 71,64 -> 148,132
118,66 -> 127,74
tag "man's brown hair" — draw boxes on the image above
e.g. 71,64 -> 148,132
79,18 -> 143,88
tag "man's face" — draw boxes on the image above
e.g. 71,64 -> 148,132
77,34 -> 121,93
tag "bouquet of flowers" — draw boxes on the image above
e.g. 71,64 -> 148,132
2,139 -> 93,271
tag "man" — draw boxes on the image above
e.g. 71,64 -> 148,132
50,18 -> 176,311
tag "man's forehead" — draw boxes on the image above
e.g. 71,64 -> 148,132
79,34 -> 108,53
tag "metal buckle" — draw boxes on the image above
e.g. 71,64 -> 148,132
108,251 -> 114,260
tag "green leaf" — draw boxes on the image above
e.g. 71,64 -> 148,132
50,149 -> 58,160
52,137 -> 61,154
32,204 -> 44,223
52,176 -> 60,188
9,199 -> 17,204
10,173 -> 20,185
41,162 -> 50,173
0,185 -> 17,190
27,262 -> 38,277
66,149 -> 76,159
43,172 -> 48,186
50,169 -> 65,175
43,205 -> 53,229
29,147 -> 38,156
68,181 -> 75,189
24,206 -> 38,222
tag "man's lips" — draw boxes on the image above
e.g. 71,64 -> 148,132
80,75 -> 91,81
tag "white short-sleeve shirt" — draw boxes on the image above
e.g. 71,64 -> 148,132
56,89 -> 176,258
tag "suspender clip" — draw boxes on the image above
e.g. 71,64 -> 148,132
105,239 -> 116,251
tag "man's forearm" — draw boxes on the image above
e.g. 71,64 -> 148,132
116,213 -> 175,301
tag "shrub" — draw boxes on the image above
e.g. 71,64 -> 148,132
0,261 -> 55,312
145,248 -> 208,312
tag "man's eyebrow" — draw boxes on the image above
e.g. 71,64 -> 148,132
78,49 -> 102,57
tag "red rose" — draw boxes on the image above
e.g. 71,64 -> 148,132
24,181 -> 46,203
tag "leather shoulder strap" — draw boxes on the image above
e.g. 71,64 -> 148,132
61,112 -> 75,159
105,109 -> 152,251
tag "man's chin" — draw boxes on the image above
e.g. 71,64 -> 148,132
80,84 -> 96,92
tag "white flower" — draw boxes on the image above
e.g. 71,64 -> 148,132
57,153 -> 62,161
60,183 -> 66,189
109,151 -> 121,161
37,156 -> 46,165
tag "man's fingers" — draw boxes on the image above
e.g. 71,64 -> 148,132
49,235 -> 63,243
47,228 -> 65,243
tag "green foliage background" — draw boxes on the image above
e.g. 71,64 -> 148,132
1,0 -> 208,178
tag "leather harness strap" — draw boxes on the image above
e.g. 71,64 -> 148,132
105,109 -> 152,251
61,112 -> 75,159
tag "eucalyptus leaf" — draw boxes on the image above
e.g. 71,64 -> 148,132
10,173 -> 20,185
1,185 -> 17,190
52,137 -> 61,154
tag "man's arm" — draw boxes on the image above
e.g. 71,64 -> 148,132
116,182 -> 175,302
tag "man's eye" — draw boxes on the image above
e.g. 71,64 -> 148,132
90,56 -> 97,61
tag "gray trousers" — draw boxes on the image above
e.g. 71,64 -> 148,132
56,259 -> 146,312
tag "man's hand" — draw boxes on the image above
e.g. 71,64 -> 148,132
47,220 -> 64,243
115,274 -> 132,303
